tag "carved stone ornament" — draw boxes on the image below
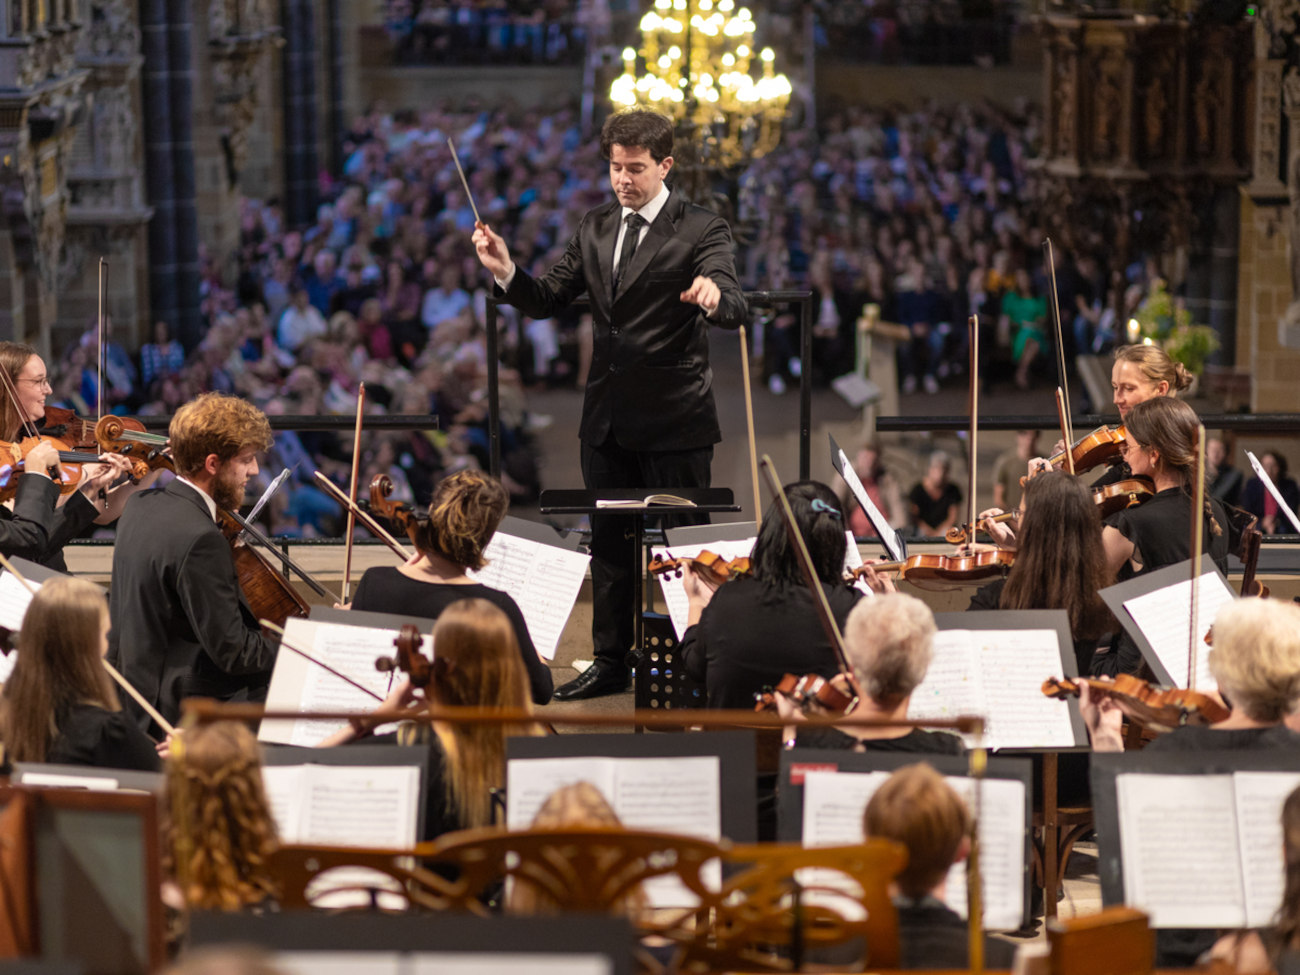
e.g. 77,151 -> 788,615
86,0 -> 142,60
209,0 -> 280,188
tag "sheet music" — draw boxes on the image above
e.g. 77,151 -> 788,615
832,442 -> 905,561
906,630 -> 983,724
0,570 -> 38,682
469,530 -> 590,660
259,617 -> 418,746
802,769 -> 1026,930
262,765 -> 309,837
1116,772 -> 1245,928
1122,572 -> 1235,690
1233,771 -> 1300,927
650,537 -> 755,639
971,629 -> 1077,749
506,755 -> 722,908
1247,450 -> 1300,533
19,772 -> 120,791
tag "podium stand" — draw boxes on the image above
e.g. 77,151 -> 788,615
539,488 -> 738,706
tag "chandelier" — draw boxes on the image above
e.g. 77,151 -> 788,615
609,0 -> 792,169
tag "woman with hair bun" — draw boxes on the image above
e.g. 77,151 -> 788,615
1090,343 -> 1194,488
350,469 -> 552,704
680,480 -> 864,709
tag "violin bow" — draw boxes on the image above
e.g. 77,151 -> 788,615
259,619 -> 383,701
1055,387 -> 1076,475
0,551 -> 177,738
739,324 -> 761,529
341,382 -> 366,601
0,357 -> 39,440
1187,422 -> 1207,691
1043,237 -> 1073,449
757,454 -> 853,681
313,470 -> 414,562
964,315 -> 979,545
97,258 -> 107,421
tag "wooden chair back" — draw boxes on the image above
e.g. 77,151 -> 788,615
266,843 -> 455,912
1048,905 -> 1154,975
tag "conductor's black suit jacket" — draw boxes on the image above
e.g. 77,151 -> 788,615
108,479 -> 278,729
503,192 -> 748,451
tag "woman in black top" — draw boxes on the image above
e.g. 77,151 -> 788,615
788,592 -> 964,755
906,451 -> 961,537
0,576 -> 159,772
679,481 -> 864,709
967,470 -> 1114,674
350,468 -> 553,705
1097,397 -> 1229,675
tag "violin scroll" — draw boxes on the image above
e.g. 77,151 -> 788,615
754,671 -> 858,716
376,623 -> 434,689
369,473 -> 421,545
94,415 -> 167,479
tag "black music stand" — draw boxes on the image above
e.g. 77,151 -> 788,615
539,488 -> 738,680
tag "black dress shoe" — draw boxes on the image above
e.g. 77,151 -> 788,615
554,663 -> 631,701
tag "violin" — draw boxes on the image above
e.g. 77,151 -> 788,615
946,510 -> 1019,546
1048,424 -> 1128,475
648,550 -> 752,587
946,477 -> 1154,545
94,416 -> 170,479
376,623 -> 434,689
1041,674 -> 1230,733
851,549 -> 1015,587
217,508 -> 312,628
369,473 -> 421,544
0,434 -> 103,500
753,671 -> 857,715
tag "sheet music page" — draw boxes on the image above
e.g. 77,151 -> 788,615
1233,771 -> 1300,927
802,770 -> 1024,929
507,755 -> 721,908
968,629 -> 1078,749
650,538 -> 755,639
19,772 -> 120,791
834,447 -> 905,561
277,953 -> 402,975
0,570 -> 38,682
295,765 -> 421,847
1247,450 -> 1300,533
798,770 -> 889,921
1122,572 -> 1235,690
906,630 -> 982,727
261,765 -> 308,839
410,956 -> 612,975
1116,773 -> 1245,928
943,776 -> 1028,931
469,530 -> 591,661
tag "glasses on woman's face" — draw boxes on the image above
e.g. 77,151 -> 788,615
18,376 -> 50,390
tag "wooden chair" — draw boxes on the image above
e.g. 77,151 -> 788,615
1048,905 -> 1155,975
267,843 -> 455,912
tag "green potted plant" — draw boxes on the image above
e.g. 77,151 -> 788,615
1131,279 -> 1219,377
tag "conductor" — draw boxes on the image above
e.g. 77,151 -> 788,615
473,109 -> 747,700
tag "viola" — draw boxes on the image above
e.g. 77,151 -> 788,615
1049,424 -> 1128,474
216,507 -> 311,628
40,405 -> 99,449
754,671 -> 857,715
1091,476 -> 1154,517
1041,674 -> 1230,733
851,549 -> 1015,587
648,550 -> 752,587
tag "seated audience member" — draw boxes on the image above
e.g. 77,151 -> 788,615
863,764 -> 1015,969
1242,449 -> 1300,535
350,469 -> 552,705
907,451 -> 962,538
680,481 -> 864,709
1211,784 -> 1300,973
968,470 -> 1114,674
1081,598 -> 1300,753
326,598 -> 543,841
0,577 -> 161,771
165,721 -> 278,911
786,592 -> 963,754
1206,436 -> 1244,509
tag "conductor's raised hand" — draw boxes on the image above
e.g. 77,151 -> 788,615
680,275 -> 720,314
471,221 -> 513,281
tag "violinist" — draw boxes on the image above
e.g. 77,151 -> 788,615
108,392 -> 279,732
0,342 -> 137,567
349,469 -> 553,705
786,594 -> 964,755
967,471 -> 1115,674
679,481 -> 864,709
0,577 -> 162,772
1094,397 -> 1229,676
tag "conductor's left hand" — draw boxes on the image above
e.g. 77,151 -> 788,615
680,276 -> 720,314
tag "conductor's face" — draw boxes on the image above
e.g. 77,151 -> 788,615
609,144 -> 672,212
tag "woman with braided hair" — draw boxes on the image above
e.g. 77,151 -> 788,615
164,720 -> 277,912
349,469 -> 552,704
0,576 -> 160,771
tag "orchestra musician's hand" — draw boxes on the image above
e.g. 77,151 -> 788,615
156,730 -> 180,758
23,440 -> 60,480
1025,456 -> 1053,479
1050,438 -> 1066,459
857,560 -> 896,595
682,562 -> 718,626
680,275 -> 721,315
1078,680 -> 1124,752
471,221 -> 514,282
977,506 -> 1018,551
79,453 -> 136,506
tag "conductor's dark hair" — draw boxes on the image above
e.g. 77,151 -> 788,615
751,480 -> 848,590
600,110 -> 674,163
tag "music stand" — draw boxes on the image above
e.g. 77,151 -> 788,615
539,488 -> 738,680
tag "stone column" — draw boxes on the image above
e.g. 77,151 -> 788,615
280,0 -> 318,228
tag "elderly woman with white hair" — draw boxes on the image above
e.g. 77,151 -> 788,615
786,592 -> 964,754
1082,597 -> 1300,753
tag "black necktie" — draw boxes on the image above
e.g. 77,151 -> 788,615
614,213 -> 645,290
